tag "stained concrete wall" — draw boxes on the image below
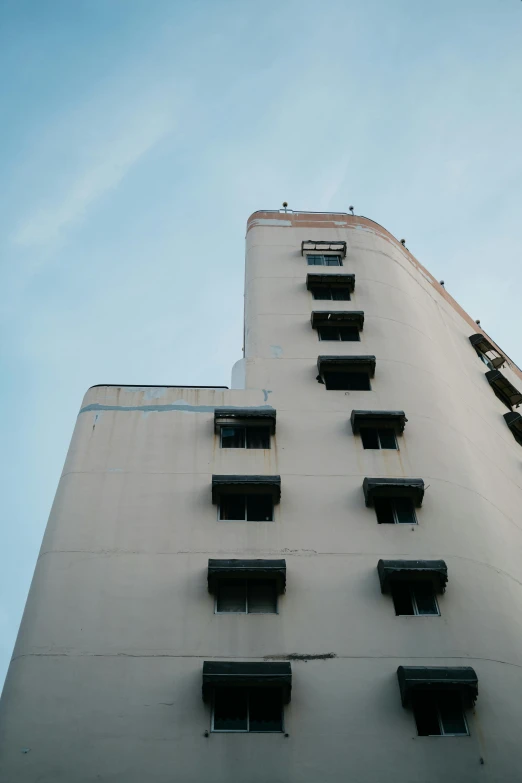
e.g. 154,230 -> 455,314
1,212 -> 522,782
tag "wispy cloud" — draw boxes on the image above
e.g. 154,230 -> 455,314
12,109 -> 173,248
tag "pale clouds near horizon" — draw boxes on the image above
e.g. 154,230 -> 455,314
1,0 -> 522,691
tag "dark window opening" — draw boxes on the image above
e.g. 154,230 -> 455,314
216,579 -> 277,614
221,426 -> 270,449
413,692 -> 468,736
360,427 -> 397,449
213,687 -> 283,732
318,325 -> 360,342
323,371 -> 371,391
311,286 -> 351,301
307,254 -> 342,267
375,497 -> 416,524
219,493 -> 274,521
391,582 -> 439,616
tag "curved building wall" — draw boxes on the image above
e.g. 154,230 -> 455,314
0,211 -> 521,782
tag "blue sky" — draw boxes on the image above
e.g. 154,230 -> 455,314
1,0 -> 521,688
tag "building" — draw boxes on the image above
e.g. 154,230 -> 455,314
1,209 -> 522,782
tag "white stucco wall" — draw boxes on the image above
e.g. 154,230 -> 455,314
1,212 -> 522,782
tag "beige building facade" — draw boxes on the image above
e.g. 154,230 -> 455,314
1,210 -> 522,782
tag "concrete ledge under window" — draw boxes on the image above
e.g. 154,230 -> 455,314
377,560 -> 448,594
363,477 -> 425,507
397,666 -> 478,707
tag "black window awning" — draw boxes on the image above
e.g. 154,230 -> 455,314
301,240 -> 347,258
363,477 -> 425,507
317,355 -> 376,377
212,475 -> 281,503
214,407 -> 276,433
504,412 -> 522,446
486,370 -> 522,409
397,666 -> 478,706
378,559 -> 448,594
469,334 -> 505,368
306,273 -> 355,292
351,410 -> 407,434
202,661 -> 292,702
208,559 -> 286,593
311,311 -> 364,331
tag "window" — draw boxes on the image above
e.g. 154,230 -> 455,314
323,371 -> 371,391
307,254 -> 342,267
375,497 -> 416,524
469,333 -> 505,369
216,579 -> 277,613
360,427 -> 397,449
504,412 -> 522,446
220,426 -> 271,449
318,356 -> 375,391
311,285 -> 351,301
391,581 -> 439,615
485,370 -> 522,410
219,494 -> 273,521
318,325 -> 360,342
212,687 -> 283,732
412,692 -> 468,736
478,353 -> 495,371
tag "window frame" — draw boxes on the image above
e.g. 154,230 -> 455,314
374,497 -> 417,525
391,581 -> 440,616
412,692 -> 469,737
306,254 -> 343,267
218,493 -> 275,522
311,285 -> 351,301
219,424 -> 271,449
214,578 -> 279,615
211,687 -> 284,733
360,427 -> 398,450
317,325 -> 360,342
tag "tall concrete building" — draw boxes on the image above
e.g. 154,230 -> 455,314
1,209 -> 522,782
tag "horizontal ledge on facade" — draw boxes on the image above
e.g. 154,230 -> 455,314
469,334 -> 505,369
311,311 -> 364,330
397,666 -> 478,707
207,559 -> 286,593
301,240 -> 347,258
363,478 -> 425,507
214,407 -> 276,433
351,410 -> 407,434
317,355 -> 376,376
377,559 -> 448,594
202,661 -> 292,702
485,371 -> 522,408
306,273 -> 355,291
504,411 -> 522,446
88,384 -> 229,390
211,475 -> 281,503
